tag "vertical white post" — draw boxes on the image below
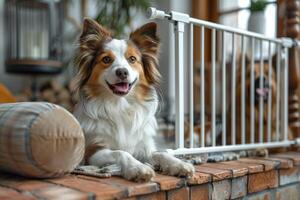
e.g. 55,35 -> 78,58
222,31 -> 226,146
174,21 -> 185,148
241,35 -> 246,144
259,40 -> 264,143
283,47 -> 289,141
211,28 -> 216,147
276,44 -> 281,141
189,24 -> 194,148
200,26 -> 205,147
267,41 -> 272,142
231,33 -> 236,145
250,38 -> 255,143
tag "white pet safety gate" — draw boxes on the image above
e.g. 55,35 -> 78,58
147,7 -> 299,155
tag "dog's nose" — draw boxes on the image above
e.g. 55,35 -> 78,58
255,76 -> 269,89
116,68 -> 128,80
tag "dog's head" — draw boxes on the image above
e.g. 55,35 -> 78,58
249,63 -> 276,107
251,64 -> 275,105
228,62 -> 278,144
237,62 -> 277,119
74,18 -> 160,100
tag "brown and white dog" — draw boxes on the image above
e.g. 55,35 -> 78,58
73,18 -> 194,182
227,61 -> 293,145
239,63 -> 276,144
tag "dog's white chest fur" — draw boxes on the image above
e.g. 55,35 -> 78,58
74,94 -> 158,161
73,19 -> 194,181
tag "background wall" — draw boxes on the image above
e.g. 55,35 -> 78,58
154,0 -> 191,117
0,0 -> 191,116
0,0 -> 29,93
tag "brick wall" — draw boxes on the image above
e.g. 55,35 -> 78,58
1,152 -> 300,199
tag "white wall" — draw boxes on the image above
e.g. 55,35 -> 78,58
154,0 -> 191,117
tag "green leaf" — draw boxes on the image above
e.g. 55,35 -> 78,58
250,0 -> 267,12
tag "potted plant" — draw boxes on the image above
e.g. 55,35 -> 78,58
248,0 -> 267,33
247,0 -> 268,60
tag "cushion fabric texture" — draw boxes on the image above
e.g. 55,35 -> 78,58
0,102 -> 85,178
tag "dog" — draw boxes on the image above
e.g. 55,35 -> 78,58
227,60 -> 292,145
72,18 -> 194,182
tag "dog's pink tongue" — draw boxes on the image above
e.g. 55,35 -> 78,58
114,83 -> 129,92
256,88 -> 269,97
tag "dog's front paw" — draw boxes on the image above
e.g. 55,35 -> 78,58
162,161 -> 194,178
152,152 -> 195,178
123,164 -> 155,182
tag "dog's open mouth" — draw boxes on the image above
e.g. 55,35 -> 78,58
254,77 -> 270,103
106,79 -> 137,96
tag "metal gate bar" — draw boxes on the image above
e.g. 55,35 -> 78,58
148,7 -> 296,155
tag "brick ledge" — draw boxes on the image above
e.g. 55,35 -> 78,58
1,151 -> 300,199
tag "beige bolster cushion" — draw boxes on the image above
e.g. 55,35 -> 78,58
0,102 -> 85,178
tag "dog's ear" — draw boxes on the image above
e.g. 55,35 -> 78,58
80,18 -> 111,39
130,22 -> 160,85
74,18 -> 111,94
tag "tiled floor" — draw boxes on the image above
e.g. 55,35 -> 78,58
1,151 -> 300,199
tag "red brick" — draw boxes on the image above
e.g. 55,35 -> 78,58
190,184 -> 211,200
167,187 -> 189,200
203,162 -> 248,178
239,158 -> 280,171
49,175 -> 126,200
263,157 -> 293,169
153,174 -> 185,190
0,174 -> 90,200
0,186 -> 35,200
222,160 -> 264,174
279,167 -> 300,186
248,170 -> 278,193
139,191 -> 166,200
247,190 -> 272,200
231,176 -> 247,199
275,183 -> 299,200
211,179 -> 231,200
271,152 -> 300,166
194,165 -> 231,181
0,179 -> 53,191
187,171 -> 211,185
32,185 -> 91,200
80,176 -> 159,197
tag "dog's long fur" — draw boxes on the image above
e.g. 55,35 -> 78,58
73,18 -> 194,182
232,62 -> 277,144
227,61 -> 293,145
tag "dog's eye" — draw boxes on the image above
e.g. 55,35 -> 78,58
128,56 -> 137,64
102,56 -> 112,64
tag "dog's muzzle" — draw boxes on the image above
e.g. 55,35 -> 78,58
255,76 -> 270,104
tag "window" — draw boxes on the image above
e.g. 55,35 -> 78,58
218,0 -> 277,59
